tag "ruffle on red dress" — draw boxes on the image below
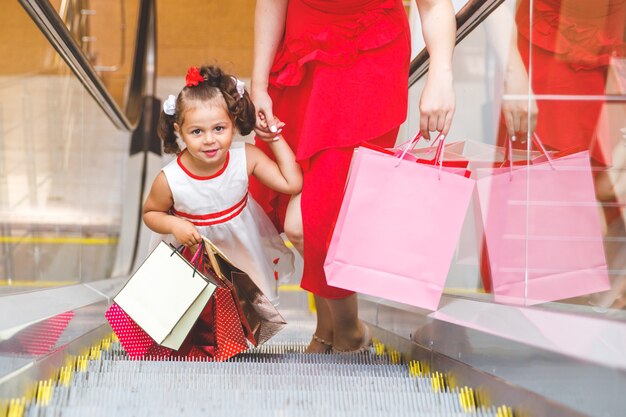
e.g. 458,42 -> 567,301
516,0 -> 626,70
270,0 -> 405,88
262,0 -> 410,164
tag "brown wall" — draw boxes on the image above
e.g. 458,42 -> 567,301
157,0 -> 256,77
0,1 -> 59,74
1,0 -> 255,78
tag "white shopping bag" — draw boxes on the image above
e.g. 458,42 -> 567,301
114,241 -> 217,350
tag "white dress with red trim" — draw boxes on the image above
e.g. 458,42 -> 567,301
159,142 -> 294,305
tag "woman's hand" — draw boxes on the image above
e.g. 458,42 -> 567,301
419,69 -> 455,140
252,89 -> 284,142
251,0 -> 289,140
171,218 -> 202,248
502,58 -> 538,140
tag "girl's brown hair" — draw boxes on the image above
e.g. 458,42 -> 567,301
157,65 -> 256,154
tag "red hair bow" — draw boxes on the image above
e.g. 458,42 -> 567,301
185,67 -> 205,87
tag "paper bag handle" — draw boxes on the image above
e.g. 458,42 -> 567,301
396,132 -> 446,165
395,132 -> 422,163
532,133 -> 554,167
502,133 -> 555,173
170,242 -> 205,278
396,132 -> 446,180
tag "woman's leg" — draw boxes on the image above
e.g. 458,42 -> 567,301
325,294 -> 370,352
285,194 -> 368,351
307,295 -> 334,353
296,132 -> 398,352
285,193 -> 334,352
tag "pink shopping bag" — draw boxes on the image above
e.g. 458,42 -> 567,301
475,137 -> 610,305
324,136 -> 475,310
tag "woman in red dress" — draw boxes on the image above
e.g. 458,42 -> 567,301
250,0 -> 456,353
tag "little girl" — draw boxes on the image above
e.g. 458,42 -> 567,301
143,65 -> 302,304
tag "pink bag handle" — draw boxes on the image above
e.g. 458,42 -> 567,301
502,133 -> 554,167
502,135 -> 514,177
502,133 -> 555,181
395,132 -> 446,180
396,132 -> 446,165
189,240 -> 206,277
395,132 -> 423,163
394,132 -> 422,154
432,133 -> 446,167
532,133 -> 554,167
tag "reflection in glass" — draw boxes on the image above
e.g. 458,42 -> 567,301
516,0 -> 626,309
0,2 -> 129,292
407,0 -> 626,313
0,311 -> 75,356
51,0 -> 137,111
492,0 -> 626,308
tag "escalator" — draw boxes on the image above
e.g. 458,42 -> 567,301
4,290 -> 526,417
1,1 -> 625,417
17,311 -> 509,417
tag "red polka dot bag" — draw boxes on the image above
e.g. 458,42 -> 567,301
105,303 -> 173,359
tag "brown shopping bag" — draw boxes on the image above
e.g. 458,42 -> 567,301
200,236 -> 287,346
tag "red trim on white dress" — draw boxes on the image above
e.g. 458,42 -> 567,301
176,150 -> 230,180
172,193 -> 248,226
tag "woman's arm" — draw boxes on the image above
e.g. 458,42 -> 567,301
251,0 -> 289,139
502,29 -> 537,137
415,0 -> 456,139
246,139 -> 303,195
143,172 -> 202,247
484,1 -> 537,138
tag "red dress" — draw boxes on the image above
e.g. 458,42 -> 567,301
249,0 -> 411,298
503,0 -> 626,165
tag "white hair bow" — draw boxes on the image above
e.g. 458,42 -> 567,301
163,94 -> 176,116
231,76 -> 245,99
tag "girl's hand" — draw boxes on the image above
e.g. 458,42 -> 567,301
252,89 -> 284,141
419,69 -> 455,140
171,218 -> 202,247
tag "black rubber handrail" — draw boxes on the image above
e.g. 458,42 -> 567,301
18,0 -> 156,132
409,0 -> 505,87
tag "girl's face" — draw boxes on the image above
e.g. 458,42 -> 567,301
175,99 -> 234,173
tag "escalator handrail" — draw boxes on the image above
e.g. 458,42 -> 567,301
18,0 -> 156,132
409,0 -> 505,87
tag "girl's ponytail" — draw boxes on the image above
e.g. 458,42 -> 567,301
199,65 -> 256,135
157,110 -> 180,154
231,89 -> 256,136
